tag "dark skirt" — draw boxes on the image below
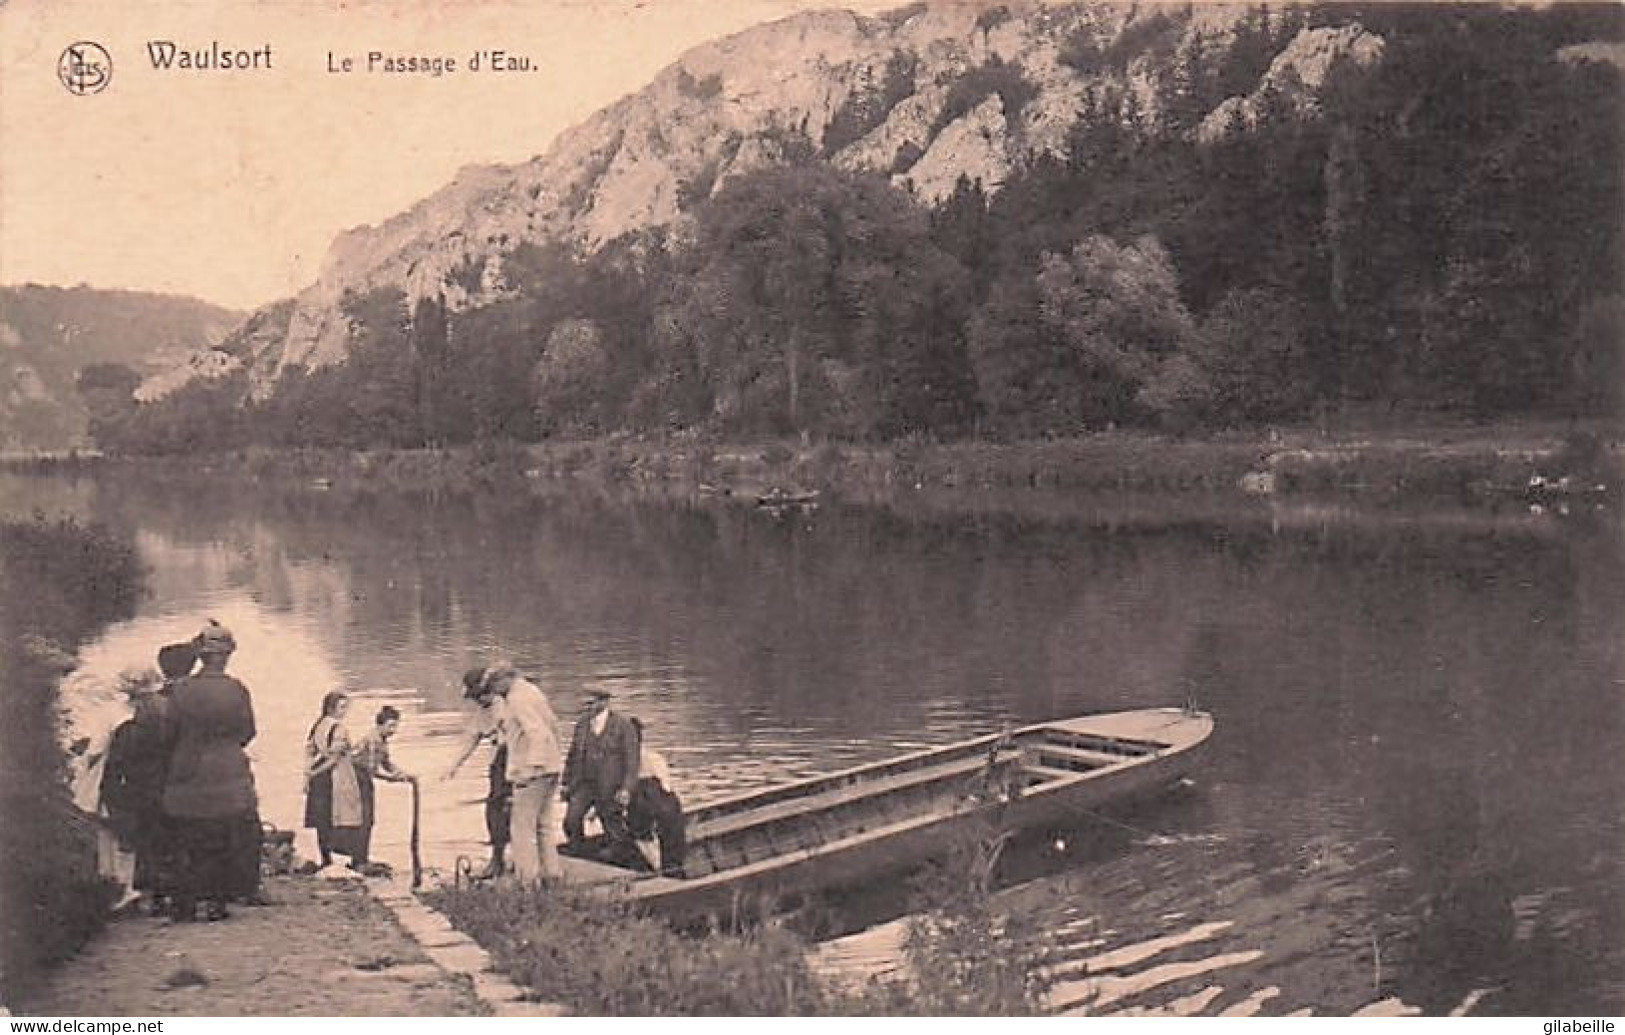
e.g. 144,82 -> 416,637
303,768 -> 334,830
306,768 -> 374,861
168,812 -> 260,900
127,809 -> 177,895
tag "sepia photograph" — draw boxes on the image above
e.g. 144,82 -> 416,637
1,0 -> 1621,1020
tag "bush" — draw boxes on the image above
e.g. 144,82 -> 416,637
426,883 -> 840,1015
0,517 -> 146,1004
426,826 -> 1055,1016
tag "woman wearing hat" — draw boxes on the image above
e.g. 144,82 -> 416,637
160,621 -> 259,921
101,668 -> 175,913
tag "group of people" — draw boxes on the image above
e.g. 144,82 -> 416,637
95,621 -> 265,922
445,662 -> 686,884
302,692 -> 416,875
93,626 -> 686,915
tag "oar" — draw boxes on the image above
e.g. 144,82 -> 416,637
410,778 -> 423,888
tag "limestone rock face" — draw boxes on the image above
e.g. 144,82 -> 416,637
222,3 -> 1376,390
135,349 -> 242,403
1197,24 -> 1385,143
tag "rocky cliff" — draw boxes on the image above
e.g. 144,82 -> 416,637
225,2 -> 1383,395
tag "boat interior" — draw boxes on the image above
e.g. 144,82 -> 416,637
677,726 -> 1166,879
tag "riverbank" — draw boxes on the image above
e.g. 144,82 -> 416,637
0,517 -> 146,1002
422,859 -> 1054,1016
12,876 -> 487,1017
7,420 -> 1618,508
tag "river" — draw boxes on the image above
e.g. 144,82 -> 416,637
6,468 -> 1620,1016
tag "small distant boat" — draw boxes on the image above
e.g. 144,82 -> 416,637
755,487 -> 820,509
1524,473 -> 1608,502
575,707 -> 1213,924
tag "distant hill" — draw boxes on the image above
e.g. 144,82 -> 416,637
0,285 -> 241,451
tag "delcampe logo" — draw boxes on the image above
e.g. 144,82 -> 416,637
58,41 -> 112,95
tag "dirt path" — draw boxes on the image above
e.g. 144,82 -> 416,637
17,875 -> 489,1016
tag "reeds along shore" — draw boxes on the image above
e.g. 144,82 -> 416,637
10,422 -> 1619,507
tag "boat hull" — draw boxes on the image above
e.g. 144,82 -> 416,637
609,708 -> 1213,924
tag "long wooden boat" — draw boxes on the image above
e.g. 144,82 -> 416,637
583,707 -> 1214,923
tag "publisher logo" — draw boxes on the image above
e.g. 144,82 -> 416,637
58,41 -> 112,95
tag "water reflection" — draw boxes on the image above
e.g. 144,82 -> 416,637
12,469 -> 1622,1016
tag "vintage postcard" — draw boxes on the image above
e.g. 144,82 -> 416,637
1,0 -> 1620,1020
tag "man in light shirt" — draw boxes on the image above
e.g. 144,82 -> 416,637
446,661 -> 564,883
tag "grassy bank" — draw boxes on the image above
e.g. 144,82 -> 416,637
0,517 -> 146,1005
424,841 -> 1054,1016
5,420 -> 1619,507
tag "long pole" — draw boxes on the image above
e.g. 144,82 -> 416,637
410,778 -> 422,888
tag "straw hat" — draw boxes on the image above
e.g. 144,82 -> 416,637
117,667 -> 163,697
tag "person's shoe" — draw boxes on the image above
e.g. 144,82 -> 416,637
475,858 -> 506,880
203,901 -> 230,922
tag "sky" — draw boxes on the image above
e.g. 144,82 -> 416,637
0,0 -> 899,312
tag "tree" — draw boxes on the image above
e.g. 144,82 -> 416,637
337,288 -> 420,446
76,362 -> 143,451
413,294 -> 451,446
1033,234 -> 1199,426
931,175 -> 993,286
533,318 -> 610,434
665,163 -> 976,438
1190,287 -> 1314,424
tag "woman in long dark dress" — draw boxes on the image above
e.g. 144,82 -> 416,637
304,691 -> 365,869
160,621 -> 259,922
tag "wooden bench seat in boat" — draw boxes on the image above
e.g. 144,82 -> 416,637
690,749 -> 1023,843
1032,742 -> 1138,772
1023,761 -> 1094,783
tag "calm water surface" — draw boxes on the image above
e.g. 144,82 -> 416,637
7,471 -> 1620,1016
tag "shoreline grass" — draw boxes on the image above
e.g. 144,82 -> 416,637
422,837 -> 1057,1016
5,419 -> 1619,508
